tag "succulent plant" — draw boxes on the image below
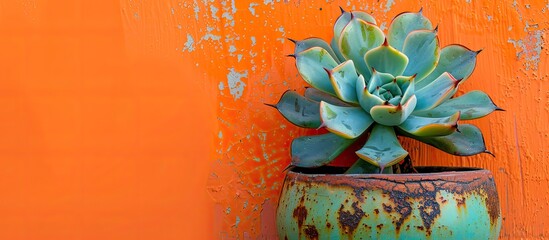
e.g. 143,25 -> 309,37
269,8 -> 501,173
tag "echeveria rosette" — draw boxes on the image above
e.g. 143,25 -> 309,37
271,8 -> 502,173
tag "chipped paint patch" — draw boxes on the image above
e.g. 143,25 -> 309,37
211,5 -> 220,21
508,30 -> 544,71
227,68 -> 248,100
384,0 -> 395,12
183,34 -> 195,52
202,26 -> 222,41
249,2 -> 259,16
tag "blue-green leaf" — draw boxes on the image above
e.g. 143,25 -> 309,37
416,44 -> 479,90
320,101 -> 373,139
291,133 -> 356,167
402,29 -> 440,81
330,38 -> 346,62
413,90 -> 501,120
296,47 -> 339,95
270,90 -> 321,128
293,37 -> 340,63
365,40 -> 409,77
397,75 -> 415,104
304,87 -> 352,107
414,72 -> 458,111
397,112 -> 460,137
356,124 -> 408,168
327,60 -> 359,103
370,95 -> 417,126
345,159 -> 381,174
338,18 -> 385,79
387,9 -> 433,51
399,124 -> 489,156
334,11 -> 377,43
356,75 -> 384,112
367,69 -> 395,93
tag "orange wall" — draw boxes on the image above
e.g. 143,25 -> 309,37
0,0 -> 547,239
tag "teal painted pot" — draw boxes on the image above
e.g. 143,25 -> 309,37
276,166 -> 502,240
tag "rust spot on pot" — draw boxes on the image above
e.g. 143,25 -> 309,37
382,203 -> 393,213
293,196 -> 308,230
418,199 -> 440,235
338,202 -> 364,234
456,197 -> 466,208
376,224 -> 384,231
293,206 -> 307,229
480,177 -> 501,225
387,190 -> 412,233
304,225 -> 319,240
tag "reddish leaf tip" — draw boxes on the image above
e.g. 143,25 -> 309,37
418,7 -> 424,14
411,73 -> 418,81
286,54 -> 296,58
433,25 -> 439,33
339,6 -> 346,13
264,102 -> 278,109
287,38 -> 297,44
323,67 -> 332,76
382,37 -> 389,46
484,150 -> 495,157
475,48 -> 484,54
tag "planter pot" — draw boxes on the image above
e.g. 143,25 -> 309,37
276,166 -> 502,240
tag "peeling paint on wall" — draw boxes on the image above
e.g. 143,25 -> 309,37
508,30 -> 544,71
227,68 -> 248,100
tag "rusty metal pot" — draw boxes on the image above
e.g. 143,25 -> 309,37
276,166 -> 502,239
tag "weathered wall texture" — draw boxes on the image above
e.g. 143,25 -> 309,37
0,0 -> 547,239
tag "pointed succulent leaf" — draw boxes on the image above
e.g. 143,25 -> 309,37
365,40 -> 409,76
293,37 -> 340,63
416,44 -> 478,89
414,72 -> 458,111
387,9 -> 433,51
381,80 -> 402,96
356,124 -> 408,168
328,60 -> 359,103
402,29 -> 440,81
413,90 -> 501,119
296,47 -> 339,95
320,101 -> 374,139
397,75 -> 415,104
356,75 -> 384,112
334,11 -> 377,43
367,70 -> 395,93
370,95 -> 417,126
304,87 -> 352,107
330,38 -> 347,62
345,159 -> 381,174
388,96 -> 402,106
338,18 -> 385,79
271,90 -> 321,128
397,112 -> 460,137
291,133 -> 356,167
399,124 -> 488,156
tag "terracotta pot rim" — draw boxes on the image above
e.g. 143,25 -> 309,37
287,166 -> 492,181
